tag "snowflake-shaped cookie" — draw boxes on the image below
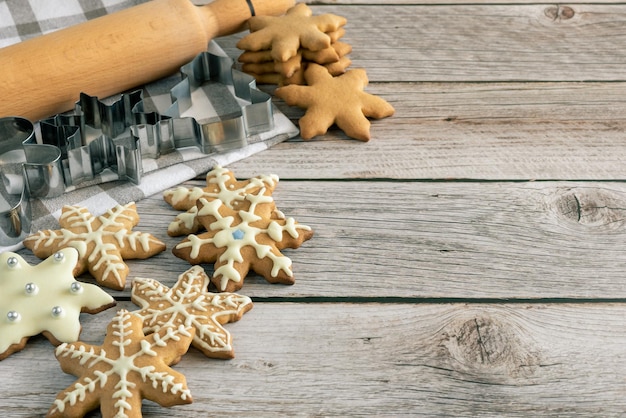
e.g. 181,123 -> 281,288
173,189 -> 313,292
131,265 -> 253,359
23,202 -> 166,290
275,63 -> 395,141
0,248 -> 115,361
163,165 -> 279,236
236,3 -> 347,62
47,310 -> 194,418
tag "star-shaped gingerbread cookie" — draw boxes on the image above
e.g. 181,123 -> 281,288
275,63 -> 395,141
131,265 -> 253,359
0,248 -> 115,361
173,189 -> 313,292
47,309 -> 194,418
236,3 -> 347,62
23,202 -> 166,290
163,165 -> 279,236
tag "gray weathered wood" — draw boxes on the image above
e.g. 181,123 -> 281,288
219,4 -> 626,82
1,302 -> 625,417
226,82 -> 626,181
4,0 -> 626,416
15,180 -> 626,300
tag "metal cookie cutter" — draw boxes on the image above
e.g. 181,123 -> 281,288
0,50 -> 275,246
0,118 -> 35,245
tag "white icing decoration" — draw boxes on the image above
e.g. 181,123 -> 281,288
131,266 -> 252,357
23,203 -> 163,289
49,310 -> 192,416
165,166 -> 279,235
175,188 -> 312,291
0,248 -> 115,356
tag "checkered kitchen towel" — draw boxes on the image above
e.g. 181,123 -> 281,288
0,0 -> 299,252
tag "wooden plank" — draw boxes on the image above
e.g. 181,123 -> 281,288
228,121 -> 626,180
218,4 -> 626,82
226,81 -> 626,181
274,81 -> 626,123
1,301 -> 625,416
14,180 -> 626,300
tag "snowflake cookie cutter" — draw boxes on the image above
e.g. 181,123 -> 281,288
0,51 -> 274,246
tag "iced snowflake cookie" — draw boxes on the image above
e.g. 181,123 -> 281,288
131,265 -> 253,359
0,248 -> 115,361
163,165 -> 279,237
47,309 -> 194,418
275,63 -> 395,141
23,202 -> 166,290
173,191 -> 314,292
236,3 -> 347,62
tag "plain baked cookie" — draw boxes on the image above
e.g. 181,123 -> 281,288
275,63 -> 395,141
236,3 -> 347,62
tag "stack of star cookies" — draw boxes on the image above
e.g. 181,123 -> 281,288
236,3 -> 351,86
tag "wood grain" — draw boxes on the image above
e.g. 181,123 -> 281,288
4,0 -> 626,415
227,82 -> 626,181
14,180 -> 626,300
1,301 -> 625,417
220,4 -> 626,82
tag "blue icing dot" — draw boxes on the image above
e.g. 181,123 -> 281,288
232,229 -> 245,240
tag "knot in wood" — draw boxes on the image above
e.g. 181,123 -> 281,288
551,187 -> 626,231
435,310 -> 541,382
544,5 -> 575,21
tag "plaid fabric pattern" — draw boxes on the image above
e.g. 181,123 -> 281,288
0,0 -> 298,252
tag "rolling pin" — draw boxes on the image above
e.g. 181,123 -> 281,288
0,0 -> 294,122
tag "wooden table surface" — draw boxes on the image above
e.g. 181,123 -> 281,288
3,0 -> 626,416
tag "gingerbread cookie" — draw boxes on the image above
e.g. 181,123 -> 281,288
163,165 -> 279,236
248,68 -> 306,86
239,41 -> 352,66
23,202 -> 166,290
302,41 -> 352,64
242,51 -> 352,83
242,54 -> 303,78
173,190 -> 313,292
248,56 -> 351,86
237,3 -> 347,62
131,265 -> 253,359
47,309 -> 194,418
275,64 -> 395,141
0,248 -> 115,361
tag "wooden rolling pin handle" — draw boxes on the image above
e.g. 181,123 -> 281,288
204,0 -> 295,35
0,0 -> 294,122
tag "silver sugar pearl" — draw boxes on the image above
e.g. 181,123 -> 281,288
51,306 -> 64,318
6,257 -> 18,268
70,282 -> 83,294
7,311 -> 20,322
53,251 -> 65,263
24,283 -> 39,295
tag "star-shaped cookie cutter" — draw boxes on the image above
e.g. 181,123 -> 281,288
0,51 -> 274,246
